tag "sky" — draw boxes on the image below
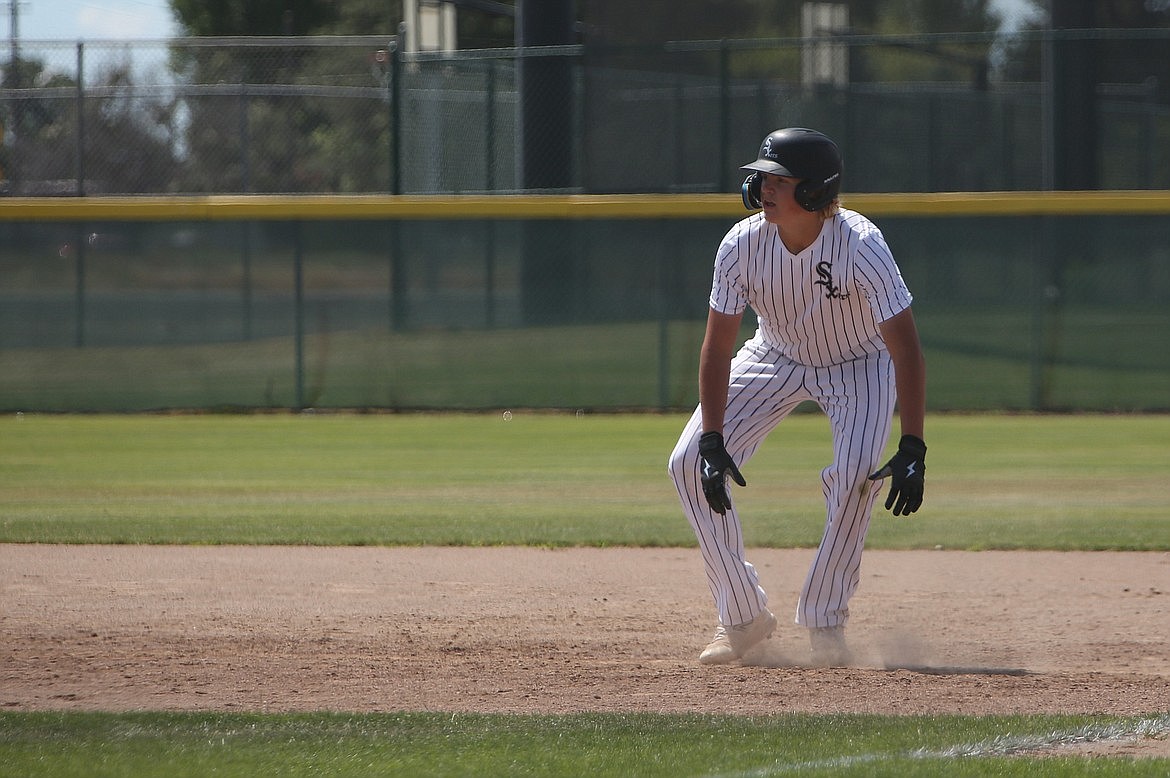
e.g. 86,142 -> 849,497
8,0 -> 1042,43
7,0 -> 178,42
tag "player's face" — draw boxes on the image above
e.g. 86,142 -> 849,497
758,173 -> 807,223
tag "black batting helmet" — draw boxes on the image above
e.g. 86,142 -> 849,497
740,128 -> 843,212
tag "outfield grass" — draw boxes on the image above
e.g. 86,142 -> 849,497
2,411 -> 1168,776
2,711 -> 1168,777
1,411 -> 1167,549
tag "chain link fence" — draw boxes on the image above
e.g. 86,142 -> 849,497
3,30 -> 1169,196
2,31 -> 1169,413
1,200 -> 1168,412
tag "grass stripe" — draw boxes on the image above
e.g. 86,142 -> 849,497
713,714 -> 1170,776
924,713 -> 1170,759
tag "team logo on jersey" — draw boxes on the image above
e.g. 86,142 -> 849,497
814,261 -> 850,300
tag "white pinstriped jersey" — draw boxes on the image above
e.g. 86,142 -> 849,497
709,208 -> 913,368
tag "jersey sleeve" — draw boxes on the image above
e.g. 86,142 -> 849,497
708,221 -> 750,315
853,228 -> 913,322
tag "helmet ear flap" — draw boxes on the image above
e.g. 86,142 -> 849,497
794,172 -> 840,212
741,173 -> 762,210
793,180 -> 821,212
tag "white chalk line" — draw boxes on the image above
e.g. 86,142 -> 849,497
706,713 -> 1170,777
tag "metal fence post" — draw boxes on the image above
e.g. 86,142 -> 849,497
241,222 -> 253,341
71,45 -> 88,345
391,27 -> 403,195
238,83 -> 251,192
484,60 -> 498,327
73,224 -> 86,348
656,228 -> 671,410
74,43 -> 85,196
293,221 -> 305,409
718,40 -> 731,193
485,59 -> 496,191
483,220 -> 496,329
1028,219 -> 1047,410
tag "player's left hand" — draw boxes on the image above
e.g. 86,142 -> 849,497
698,431 -> 746,514
868,434 -> 927,516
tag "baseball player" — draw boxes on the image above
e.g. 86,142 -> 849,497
667,127 -> 927,666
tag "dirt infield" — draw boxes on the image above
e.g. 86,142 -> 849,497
4,545 -> 1170,730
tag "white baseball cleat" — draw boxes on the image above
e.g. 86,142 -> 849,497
698,609 -> 777,665
809,625 -> 852,667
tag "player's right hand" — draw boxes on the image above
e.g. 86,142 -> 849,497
698,431 -> 746,514
868,434 -> 927,516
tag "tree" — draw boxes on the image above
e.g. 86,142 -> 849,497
80,64 -> 181,193
169,0 -> 373,192
454,0 -> 515,48
171,0 -> 341,36
168,0 -> 418,192
1,55 -> 177,194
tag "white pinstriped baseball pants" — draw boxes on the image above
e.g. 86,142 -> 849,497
668,340 -> 896,630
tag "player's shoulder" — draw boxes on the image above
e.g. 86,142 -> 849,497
730,211 -> 769,234
827,207 -> 892,253
832,207 -> 882,238
720,211 -> 770,244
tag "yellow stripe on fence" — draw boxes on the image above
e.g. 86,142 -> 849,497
2,190 -> 1169,221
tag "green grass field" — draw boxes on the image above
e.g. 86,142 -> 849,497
2,411 -> 1168,776
1,411 -> 1167,549
3,711 -> 1169,777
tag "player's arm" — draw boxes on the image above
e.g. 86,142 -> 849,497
695,307 -> 747,514
698,307 -> 743,434
878,307 -> 926,440
871,306 -> 928,515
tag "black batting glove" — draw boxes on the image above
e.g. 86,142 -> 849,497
868,434 -> 927,516
698,431 -> 746,515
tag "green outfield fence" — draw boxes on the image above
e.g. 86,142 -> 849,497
1,192 -> 1167,413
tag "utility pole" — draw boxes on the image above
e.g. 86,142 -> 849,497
516,0 -> 576,325
1049,0 -> 1097,190
3,0 -> 28,191
4,0 -> 25,69
517,0 -> 574,191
